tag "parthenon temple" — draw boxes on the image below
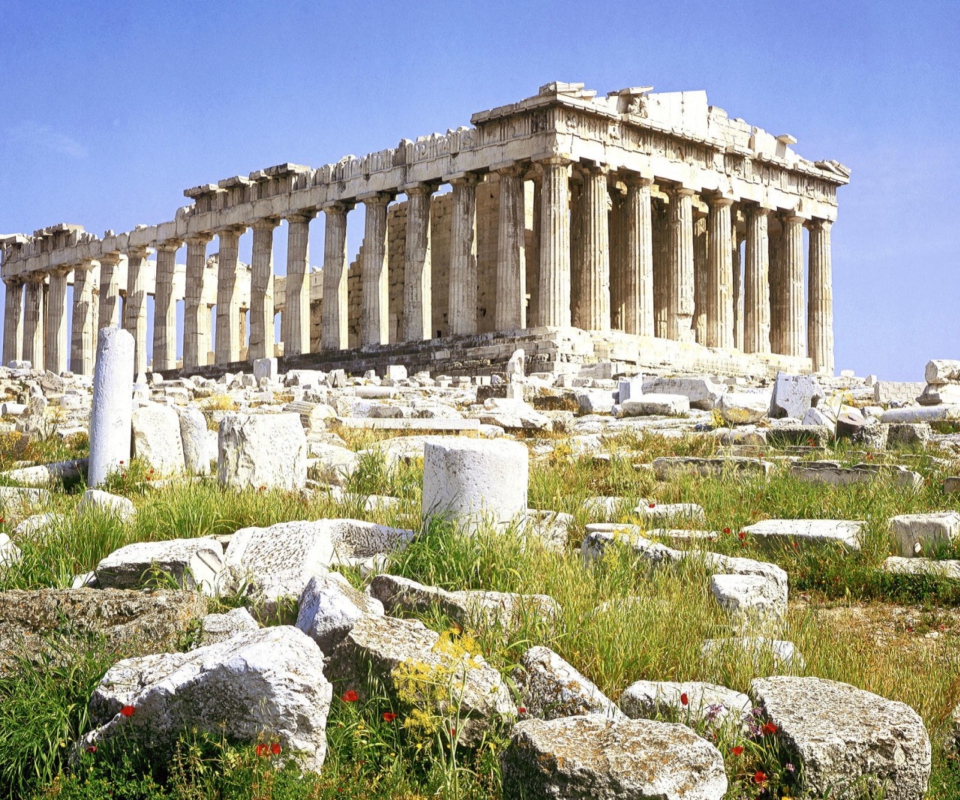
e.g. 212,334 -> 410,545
0,81 -> 849,378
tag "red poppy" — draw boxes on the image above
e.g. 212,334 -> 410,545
680,693 -> 689,706
753,771 -> 768,784
648,503 -> 656,509
450,728 -> 456,736
256,743 -> 269,757
120,705 -> 135,717
723,527 -> 731,534
86,745 -> 97,754
730,746 -> 743,756
761,721 -> 778,736
738,532 -> 746,541
271,742 -> 282,755
517,706 -> 527,714
341,690 -> 359,703
382,712 -> 397,722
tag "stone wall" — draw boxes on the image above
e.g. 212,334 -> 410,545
874,381 -> 924,406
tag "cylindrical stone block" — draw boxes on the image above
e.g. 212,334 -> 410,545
284,213 -> 314,356
807,219 -> 834,374
782,214 -> 805,357
496,167 -> 526,331
538,159 -> 572,328
578,165 -> 610,332
3,280 -> 23,366
88,328 -> 135,487
46,270 -> 69,374
22,279 -> 44,369
667,187 -> 695,341
706,198 -> 734,349
123,249 -> 149,375
403,184 -> 433,342
183,236 -> 211,369
744,207 -> 771,354
152,245 -> 179,371
248,220 -> 277,361
422,438 -> 528,529
625,176 -> 654,336
216,228 -> 244,364
361,195 -> 390,346
448,175 -> 478,336
322,204 -> 351,350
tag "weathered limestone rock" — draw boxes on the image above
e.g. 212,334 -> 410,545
192,607 -> 259,649
12,512 -> 63,539
882,405 -> 960,424
719,391 -> 771,425
889,512 -> 960,557
327,612 -> 514,743
710,574 -> 786,632
95,537 -> 224,594
882,556 -> 960,581
790,461 -> 922,491
88,328 -> 134,487
475,398 -> 552,431
132,404 -> 186,475
619,680 -> 751,730
84,626 -> 332,773
16,395 -> 53,438
514,645 -> 624,721
296,571 -> 384,653
633,502 -> 707,524
500,714 -> 727,800
924,359 -> 960,385
652,456 -> 772,480
644,376 -> 726,410
178,407 -> 211,475
522,509 -> 573,550
770,372 -> 824,419
0,534 -> 21,568
751,676 -> 930,800
0,486 -> 51,522
79,489 -> 136,522
742,518 -> 864,550
253,357 -> 278,382
218,413 -> 307,491
576,390 -> 617,415
422,438 -> 527,528
620,394 -> 690,416
887,423 -> 931,447
917,383 -> 960,406
308,443 -> 359,487
2,458 -> 86,487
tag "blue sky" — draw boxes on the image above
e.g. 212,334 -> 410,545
1,0 -> 957,380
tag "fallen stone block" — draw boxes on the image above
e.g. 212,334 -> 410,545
2,458 -> 86,487
918,383 -> 960,406
643,376 -> 726,410
881,405 -> 960,424
336,417 -> 480,431
633,501 -> 707,524
770,372 -> 824,419
0,486 -> 51,520
887,423 -> 931,447
0,533 -> 21,569
889,511 -> 960,557
576,390 -> 617,415
702,637 -> 804,671
95,538 -> 224,594
882,556 -> 960,581
742,518 -> 863,550
13,512 -> 63,539
308,443 -> 360,487
619,680 -> 751,730
218,413 -> 307,491
296,571 -> 384,653
132,404 -> 186,475
925,359 -> 960,385
178,407 -> 212,475
500,714 -> 727,800
710,574 -> 786,633
192,607 -> 259,649
521,509 -> 573,550
652,456 -> 772,480
620,394 -> 690,417
719,391 -> 771,425
790,461 -> 922,491
514,645 -> 624,721
79,489 -> 136,522
751,676 -> 930,800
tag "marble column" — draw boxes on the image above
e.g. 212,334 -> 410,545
97,253 -> 122,345
569,179 -> 584,327
707,197 -> 735,349
152,242 -> 180,371
22,277 -> 44,369
123,247 -> 150,374
768,221 -> 785,353
578,164 -> 610,332
782,214 -> 806,358
283,212 -> 315,356
744,206 -> 771,354
361,193 -> 391,346
403,183 -> 435,341
652,197 -> 668,338
609,186 -> 627,331
45,269 -> 69,374
733,231 -> 744,350
71,260 -> 96,375
215,226 -> 245,364
526,180 -> 541,328
448,174 -> 479,336
2,280 -> 23,365
536,159 -> 571,328
248,219 -> 279,361
693,212 -> 708,344
623,175 -> 654,336
666,187 -> 695,341
495,165 -> 526,331
321,203 -> 352,350
807,219 -> 834,374
183,234 -> 212,369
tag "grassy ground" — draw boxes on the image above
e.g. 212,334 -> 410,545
1,426 -> 959,798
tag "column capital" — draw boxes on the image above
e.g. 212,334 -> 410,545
806,217 -> 833,232
401,181 -> 440,197
492,161 -> 528,178
745,204 -> 772,219
576,160 -> 610,176
357,191 -> 395,206
670,185 -> 697,198
781,211 -> 805,224
251,216 -> 281,231
154,239 -> 183,253
321,200 -> 356,214
707,195 -> 735,208
532,155 -> 573,167
284,209 -> 318,223
214,224 -> 248,237
622,171 -> 654,188
125,245 -> 151,259
98,250 -> 123,267
185,232 -> 214,247
444,171 -> 480,187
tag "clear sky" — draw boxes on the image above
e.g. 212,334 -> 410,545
1,0 -> 957,380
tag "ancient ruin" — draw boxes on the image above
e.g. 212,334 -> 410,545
0,81 -> 849,379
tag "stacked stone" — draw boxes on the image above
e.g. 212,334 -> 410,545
917,360 -> 960,406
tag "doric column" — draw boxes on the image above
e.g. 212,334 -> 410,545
707,197 -> 735,349
321,203 -> 352,350
97,252 -> 122,344
733,230 -> 744,350
403,183 -> 435,341
744,206 -> 771,354
609,186 -> 625,330
495,164 -> 526,331
537,158 -> 571,328
768,221 -> 784,353
448,174 -> 479,336
183,234 -> 212,369
45,269 -> 69,374
693,211 -> 708,344
666,186 -> 695,341
152,242 -> 180,371
22,277 -> 44,369
526,179 -> 541,328
248,219 -> 279,361
360,193 -> 391,346
569,178 -> 584,327
283,212 -> 315,356
623,175 -> 654,336
652,197 -> 668,338
123,246 -> 150,374
70,260 -> 96,375
215,226 -> 246,364
807,219 -> 834,374
578,163 -> 610,332
782,214 -> 806,357
2,280 -> 23,365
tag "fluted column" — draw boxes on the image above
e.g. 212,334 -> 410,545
403,183 -> 435,341
693,212 -> 708,343
733,230 -> 744,350
537,158 -> 571,328
123,247 -> 150,374
283,212 -> 315,356
666,187 -> 695,341
22,277 -> 44,369
623,175 -> 654,336
652,198 -> 668,338
321,203 -> 352,350
807,219 -> 834,374
495,165 -> 526,331
448,174 -> 479,336
215,226 -> 245,364
70,261 -> 96,375
3,280 -> 23,365
183,234 -> 212,369
45,269 -> 69,374
151,242 -> 180,371
782,214 -> 805,357
744,206 -> 771,354
707,197 -> 734,349
248,219 -> 279,361
97,252 -> 122,347
361,193 -> 391,346
578,164 -> 610,332
768,221 -> 784,353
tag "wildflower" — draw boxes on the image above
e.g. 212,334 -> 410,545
648,502 -> 656,509
86,745 -> 97,754
723,527 -> 731,534
704,703 -> 724,723
517,706 -> 527,714
450,727 -> 456,736
271,742 -> 281,755
382,712 -> 398,722
730,745 -> 744,756
785,762 -> 795,772
256,743 -> 270,757
761,721 -> 778,736
738,531 -> 746,541
753,770 -> 768,784
341,690 -> 359,703
680,693 -> 689,706
120,705 -> 135,718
